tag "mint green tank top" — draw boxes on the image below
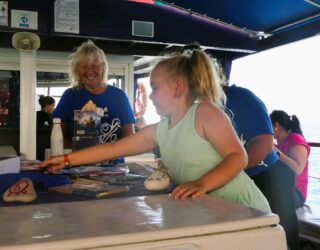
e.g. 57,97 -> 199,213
156,102 -> 270,212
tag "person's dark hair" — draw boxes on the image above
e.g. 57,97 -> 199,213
270,110 -> 303,136
38,95 -> 55,109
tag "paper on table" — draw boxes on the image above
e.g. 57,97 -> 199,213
59,164 -> 129,176
48,182 -> 129,198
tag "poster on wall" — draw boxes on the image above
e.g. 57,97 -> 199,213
0,1 -> 8,26
11,9 -> 38,30
54,0 -> 79,34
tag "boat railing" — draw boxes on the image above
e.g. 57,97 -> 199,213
308,142 -> 320,180
308,142 -> 320,148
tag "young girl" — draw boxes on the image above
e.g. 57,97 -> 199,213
41,48 -> 270,212
270,110 -> 310,208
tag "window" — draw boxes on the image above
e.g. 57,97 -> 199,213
0,70 -> 19,126
36,72 -> 70,110
137,77 -> 160,125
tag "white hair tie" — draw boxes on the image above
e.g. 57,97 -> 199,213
182,49 -> 194,58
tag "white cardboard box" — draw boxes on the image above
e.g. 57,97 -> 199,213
0,156 -> 20,175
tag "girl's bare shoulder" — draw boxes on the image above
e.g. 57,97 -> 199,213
196,101 -> 224,118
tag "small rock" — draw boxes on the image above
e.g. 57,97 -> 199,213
144,170 -> 170,191
3,178 -> 37,202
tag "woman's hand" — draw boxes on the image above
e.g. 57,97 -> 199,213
170,180 -> 208,200
38,155 -> 65,173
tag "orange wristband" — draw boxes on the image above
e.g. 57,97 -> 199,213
64,154 -> 70,167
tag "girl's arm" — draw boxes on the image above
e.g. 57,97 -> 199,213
197,102 -> 248,191
276,145 -> 308,175
40,124 -> 158,173
171,102 -> 247,199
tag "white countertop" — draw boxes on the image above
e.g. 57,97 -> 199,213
0,194 -> 280,250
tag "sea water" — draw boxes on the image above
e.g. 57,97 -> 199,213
304,121 -> 320,207
306,147 -> 320,207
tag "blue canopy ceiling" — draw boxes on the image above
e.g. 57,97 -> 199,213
75,0 -> 257,57
169,0 -> 319,32
167,0 -> 320,52
0,0 -> 319,60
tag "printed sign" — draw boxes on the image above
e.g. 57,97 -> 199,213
19,13 -> 29,28
54,0 -> 79,34
0,1 -> 8,26
11,9 -> 38,30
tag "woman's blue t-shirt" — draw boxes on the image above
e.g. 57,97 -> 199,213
53,85 -> 134,145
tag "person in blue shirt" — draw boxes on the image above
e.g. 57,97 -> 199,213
53,40 -> 135,163
224,83 -> 299,250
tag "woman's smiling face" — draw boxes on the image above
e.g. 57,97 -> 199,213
79,59 -> 104,90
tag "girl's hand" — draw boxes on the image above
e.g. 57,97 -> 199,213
38,155 -> 65,173
170,180 -> 208,200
